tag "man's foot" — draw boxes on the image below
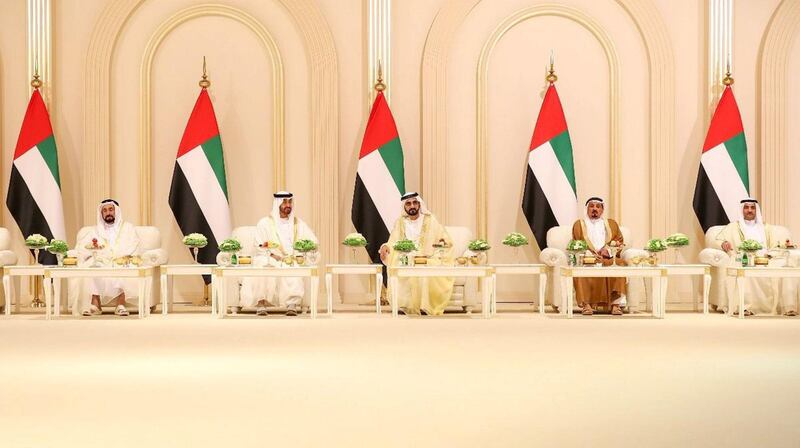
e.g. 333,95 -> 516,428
114,305 -> 129,316
397,308 -> 407,316
581,304 -> 593,315
87,304 -> 102,316
611,304 -> 623,316
420,309 -> 429,316
256,305 -> 268,316
150,305 -> 157,313
285,306 -> 298,317
784,310 -> 797,317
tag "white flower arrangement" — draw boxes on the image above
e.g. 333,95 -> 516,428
25,234 -> 49,249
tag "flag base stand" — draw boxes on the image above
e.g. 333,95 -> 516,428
30,276 -> 45,307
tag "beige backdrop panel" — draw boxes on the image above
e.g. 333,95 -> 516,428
788,30 -> 800,235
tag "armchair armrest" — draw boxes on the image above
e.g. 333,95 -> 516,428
699,248 -> 729,267
0,250 -> 17,267
540,248 -> 567,267
141,248 -> 168,266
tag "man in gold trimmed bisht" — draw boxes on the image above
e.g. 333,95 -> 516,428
379,192 -> 454,315
571,197 -> 627,315
714,198 -> 798,316
239,192 -> 317,317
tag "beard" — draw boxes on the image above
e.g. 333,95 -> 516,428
103,215 -> 115,224
406,208 -> 419,216
280,207 -> 292,216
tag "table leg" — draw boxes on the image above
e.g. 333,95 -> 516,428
210,275 -> 218,317
3,274 -> 10,316
653,277 -> 660,318
660,276 -> 668,319
566,277 -> 574,319
137,277 -> 146,319
160,272 -> 168,316
43,275 -> 52,320
559,276 -> 567,316
390,276 -> 399,317
375,272 -> 382,315
481,276 -> 490,319
325,273 -> 333,316
53,277 -> 60,318
736,276 -> 745,319
311,276 -> 320,319
218,276 -> 226,319
492,274 -> 497,316
539,273 -> 547,315
702,274 -> 711,315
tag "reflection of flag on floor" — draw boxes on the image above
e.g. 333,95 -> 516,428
352,91 -> 405,264
522,83 -> 578,250
168,88 -> 232,270
693,85 -> 749,232
6,88 -> 66,264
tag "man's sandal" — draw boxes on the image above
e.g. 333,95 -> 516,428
581,306 -> 593,315
611,305 -> 623,316
115,305 -> 129,316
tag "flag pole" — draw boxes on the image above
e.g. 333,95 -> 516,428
375,59 -> 386,92
199,56 -> 211,89
546,50 -> 558,84
722,59 -> 734,86
31,61 -> 42,89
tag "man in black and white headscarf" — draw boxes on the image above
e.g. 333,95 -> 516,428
716,198 -> 798,315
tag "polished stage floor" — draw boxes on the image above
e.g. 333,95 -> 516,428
1,309 -> 799,447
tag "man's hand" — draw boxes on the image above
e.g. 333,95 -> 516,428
721,241 -> 733,253
598,246 -> 611,258
270,253 -> 283,262
379,245 -> 390,262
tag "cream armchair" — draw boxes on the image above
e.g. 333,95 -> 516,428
699,224 -> 797,310
539,225 -> 648,311
67,226 -> 168,314
0,227 -> 20,312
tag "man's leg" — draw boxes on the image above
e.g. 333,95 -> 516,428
256,299 -> 268,316
114,293 -> 129,316
280,277 -> 304,316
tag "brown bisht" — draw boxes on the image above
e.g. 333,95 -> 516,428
571,219 -> 627,306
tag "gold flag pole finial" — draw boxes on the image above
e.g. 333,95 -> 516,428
722,58 -> 734,86
31,59 -> 42,89
546,50 -> 558,84
199,56 -> 211,89
374,59 -> 386,92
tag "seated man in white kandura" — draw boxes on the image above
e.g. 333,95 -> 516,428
379,192 -> 454,316
716,198 -> 799,316
75,199 -> 140,317
238,192 -> 317,317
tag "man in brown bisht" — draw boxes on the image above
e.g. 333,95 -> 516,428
571,197 -> 627,316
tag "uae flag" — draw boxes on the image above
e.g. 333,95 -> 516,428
352,91 -> 405,264
521,83 -> 578,249
693,85 -> 749,232
168,88 -> 231,270
6,89 -> 66,265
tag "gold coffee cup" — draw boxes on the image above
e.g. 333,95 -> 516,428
456,256 -> 468,265
583,255 -> 597,265
238,256 -> 252,265
754,256 -> 769,266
